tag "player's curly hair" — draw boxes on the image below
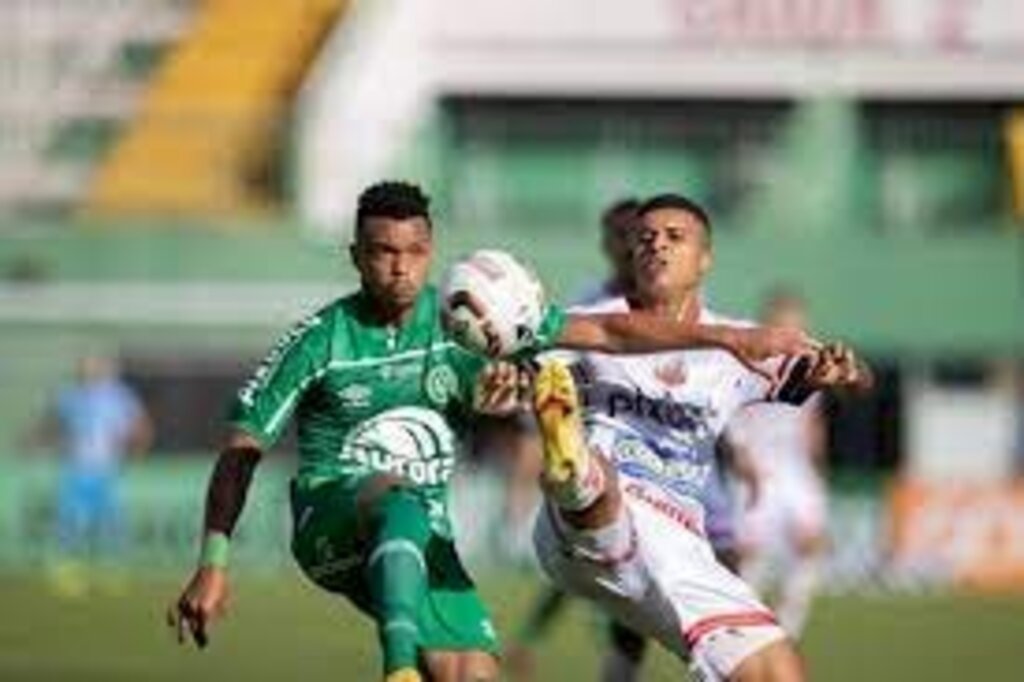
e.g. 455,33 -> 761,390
356,180 -> 432,237
637,193 -> 712,241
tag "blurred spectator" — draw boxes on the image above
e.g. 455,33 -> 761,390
27,354 -> 152,597
728,288 -> 829,639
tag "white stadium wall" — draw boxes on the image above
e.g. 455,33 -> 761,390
296,0 -> 438,234
296,0 -> 1024,230
435,0 -> 1024,96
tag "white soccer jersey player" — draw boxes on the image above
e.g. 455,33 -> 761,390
728,399 -> 827,553
533,296 -> 815,679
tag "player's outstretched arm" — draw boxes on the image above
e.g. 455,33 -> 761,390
168,430 -> 263,649
557,313 -> 818,368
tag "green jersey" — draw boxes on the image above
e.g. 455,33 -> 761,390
229,285 -> 566,534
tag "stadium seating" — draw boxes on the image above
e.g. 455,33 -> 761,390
0,0 -> 190,213
85,0 -> 348,218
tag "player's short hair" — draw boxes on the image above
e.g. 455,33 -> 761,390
637,193 -> 712,241
356,181 -> 432,238
601,197 -> 641,233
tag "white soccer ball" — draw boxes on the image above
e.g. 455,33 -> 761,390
440,249 -> 546,357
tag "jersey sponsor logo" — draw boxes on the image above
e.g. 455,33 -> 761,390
338,407 -> 456,486
623,480 -> 704,535
337,383 -> 372,408
424,364 -> 459,405
602,387 -> 706,432
608,430 -> 713,498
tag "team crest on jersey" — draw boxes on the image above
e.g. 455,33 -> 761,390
425,364 -> 459,405
338,407 -> 456,486
654,359 -> 687,387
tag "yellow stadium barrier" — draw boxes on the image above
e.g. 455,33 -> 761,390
84,0 -> 347,218
1009,110 -> 1024,223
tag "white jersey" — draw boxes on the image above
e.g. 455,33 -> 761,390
534,295 -> 813,678
567,296 -> 813,510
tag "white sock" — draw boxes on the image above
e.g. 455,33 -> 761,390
776,557 -> 821,638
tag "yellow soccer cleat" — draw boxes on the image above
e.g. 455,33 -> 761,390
533,361 -> 587,485
384,668 -> 422,682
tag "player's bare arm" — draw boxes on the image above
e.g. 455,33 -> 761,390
557,313 -> 818,371
168,430 -> 263,649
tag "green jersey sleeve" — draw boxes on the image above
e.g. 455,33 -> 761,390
229,312 -> 329,447
516,304 -> 568,358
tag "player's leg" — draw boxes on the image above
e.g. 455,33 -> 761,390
774,487 -> 827,639
727,639 -> 805,682
421,650 -> 499,682
358,477 -> 435,681
416,538 -> 500,682
737,488 -> 780,600
599,620 -> 648,682
623,489 -> 803,682
506,585 -> 571,680
290,474 -> 439,681
533,360 -> 635,572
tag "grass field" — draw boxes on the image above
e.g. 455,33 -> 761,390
1,571 -> 1022,681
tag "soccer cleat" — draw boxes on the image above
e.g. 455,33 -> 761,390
533,361 -> 587,484
384,668 -> 422,682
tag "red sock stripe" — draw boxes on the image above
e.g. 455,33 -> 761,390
683,611 -> 778,648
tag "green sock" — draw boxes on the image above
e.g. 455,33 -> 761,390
366,488 -> 432,675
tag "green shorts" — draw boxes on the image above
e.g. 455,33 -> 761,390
289,477 -> 499,655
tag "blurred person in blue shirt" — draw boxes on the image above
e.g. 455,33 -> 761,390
31,353 -> 152,596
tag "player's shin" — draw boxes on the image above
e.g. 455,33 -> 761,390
366,487 -> 432,677
534,361 -> 606,512
776,557 -> 820,639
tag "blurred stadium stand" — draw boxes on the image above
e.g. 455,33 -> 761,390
86,0 -> 348,217
0,0 -> 192,213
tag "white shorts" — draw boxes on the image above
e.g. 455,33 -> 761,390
740,473 -> 827,553
533,475 -> 787,680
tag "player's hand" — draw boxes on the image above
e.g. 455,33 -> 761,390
167,566 -> 230,649
474,361 -> 530,416
724,326 -> 819,379
807,342 -> 873,393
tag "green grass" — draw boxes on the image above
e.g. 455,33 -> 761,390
1,572 -> 1022,681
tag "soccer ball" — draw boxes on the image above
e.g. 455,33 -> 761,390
440,250 -> 546,357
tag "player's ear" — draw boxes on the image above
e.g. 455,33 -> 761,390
348,242 -> 360,270
698,246 -> 713,277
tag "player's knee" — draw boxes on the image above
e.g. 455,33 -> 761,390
727,639 -> 804,682
370,486 -> 431,536
458,651 -> 499,682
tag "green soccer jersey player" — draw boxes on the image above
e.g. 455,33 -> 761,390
168,181 -> 815,682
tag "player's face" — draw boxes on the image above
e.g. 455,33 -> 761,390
631,208 -> 711,300
352,216 -> 433,312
